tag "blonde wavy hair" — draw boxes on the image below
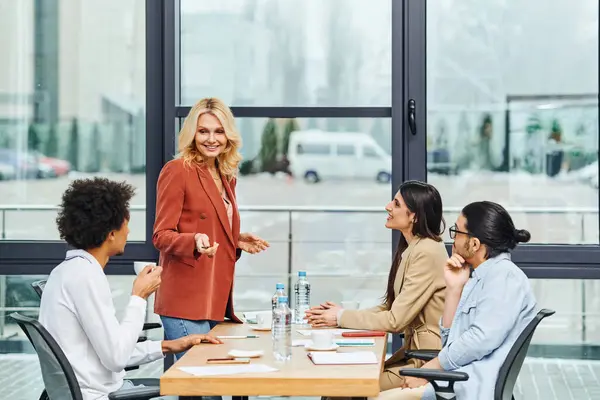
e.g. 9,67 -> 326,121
177,98 -> 242,180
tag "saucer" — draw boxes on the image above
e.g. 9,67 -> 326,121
228,349 -> 264,358
305,343 -> 339,352
251,326 -> 272,331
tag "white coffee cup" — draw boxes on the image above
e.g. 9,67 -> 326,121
311,330 -> 334,349
256,311 -> 272,329
134,261 -> 156,275
341,300 -> 360,310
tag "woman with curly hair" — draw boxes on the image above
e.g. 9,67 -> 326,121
39,178 -> 222,400
153,98 -> 269,361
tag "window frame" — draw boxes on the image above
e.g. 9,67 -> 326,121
0,0 -> 598,281
402,0 -> 600,279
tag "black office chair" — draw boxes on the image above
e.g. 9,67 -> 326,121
10,312 -> 161,400
400,309 -> 555,400
31,280 -> 46,298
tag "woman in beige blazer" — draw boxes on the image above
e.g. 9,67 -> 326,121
306,180 -> 448,392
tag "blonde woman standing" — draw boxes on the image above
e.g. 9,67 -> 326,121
153,98 -> 269,361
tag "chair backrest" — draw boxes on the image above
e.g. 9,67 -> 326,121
495,308 -> 555,400
10,313 -> 83,400
31,280 -> 47,298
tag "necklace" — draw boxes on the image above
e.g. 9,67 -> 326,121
208,168 -> 223,195
208,168 -> 220,180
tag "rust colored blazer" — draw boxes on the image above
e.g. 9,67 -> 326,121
152,158 -> 242,322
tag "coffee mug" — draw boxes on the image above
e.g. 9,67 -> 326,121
134,261 -> 156,275
341,300 -> 360,310
311,330 -> 334,349
256,311 -> 272,329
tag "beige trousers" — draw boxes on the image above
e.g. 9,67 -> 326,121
369,386 -> 426,400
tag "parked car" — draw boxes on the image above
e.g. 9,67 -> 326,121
0,149 -> 39,179
31,151 -> 71,177
0,162 -> 16,180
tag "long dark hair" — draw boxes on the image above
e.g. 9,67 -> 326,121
384,181 -> 445,309
462,201 -> 531,259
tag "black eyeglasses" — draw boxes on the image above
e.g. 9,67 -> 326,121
449,224 -> 470,239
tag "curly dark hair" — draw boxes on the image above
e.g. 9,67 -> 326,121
56,177 -> 135,250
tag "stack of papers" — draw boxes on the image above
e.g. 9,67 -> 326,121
178,364 -> 278,376
307,351 -> 378,365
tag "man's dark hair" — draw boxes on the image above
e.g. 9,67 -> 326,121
56,178 -> 135,250
462,201 -> 531,259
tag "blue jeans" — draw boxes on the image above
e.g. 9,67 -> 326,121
160,316 -> 219,359
160,316 -> 221,400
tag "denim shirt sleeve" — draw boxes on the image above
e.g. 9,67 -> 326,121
438,269 -> 526,371
439,316 -> 450,347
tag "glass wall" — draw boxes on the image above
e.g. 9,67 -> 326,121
426,0 -> 599,245
1,1 -> 599,399
179,0 -> 391,107
0,0 -> 147,241
178,0 -> 394,315
425,1 -> 600,397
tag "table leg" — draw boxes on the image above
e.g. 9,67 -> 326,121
232,396 -> 248,400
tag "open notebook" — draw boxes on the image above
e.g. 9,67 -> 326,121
307,351 -> 378,365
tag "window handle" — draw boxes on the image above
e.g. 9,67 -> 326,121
408,99 -> 417,136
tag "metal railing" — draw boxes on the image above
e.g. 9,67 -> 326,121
0,204 -> 599,342
1,204 -> 598,240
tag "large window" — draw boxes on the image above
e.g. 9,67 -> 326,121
178,0 -> 394,313
1,1 -> 600,399
0,0 -> 147,242
179,0 -> 391,107
426,0 -> 599,245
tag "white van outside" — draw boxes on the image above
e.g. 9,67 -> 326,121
287,130 -> 391,183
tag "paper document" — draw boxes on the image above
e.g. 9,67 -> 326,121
296,329 -> 359,336
178,364 -> 278,376
308,351 -> 378,365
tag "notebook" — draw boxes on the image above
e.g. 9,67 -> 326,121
307,351 -> 378,365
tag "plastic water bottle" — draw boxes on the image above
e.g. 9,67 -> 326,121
294,271 -> 310,324
272,296 -> 292,361
271,283 -> 286,310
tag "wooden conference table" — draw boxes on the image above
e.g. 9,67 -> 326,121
160,322 -> 388,398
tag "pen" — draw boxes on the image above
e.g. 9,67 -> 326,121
216,335 -> 259,339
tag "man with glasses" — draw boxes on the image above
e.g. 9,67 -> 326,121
372,201 -> 537,400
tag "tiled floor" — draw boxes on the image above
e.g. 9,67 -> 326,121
2,355 -> 600,400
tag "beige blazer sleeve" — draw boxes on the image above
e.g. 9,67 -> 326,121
339,248 -> 442,332
365,304 -> 386,313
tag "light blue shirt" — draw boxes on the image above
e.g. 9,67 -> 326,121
422,253 -> 537,400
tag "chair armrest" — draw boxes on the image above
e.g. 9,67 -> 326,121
400,368 -> 469,382
405,349 -> 440,361
137,335 -> 148,343
108,386 -> 161,400
124,365 -> 139,372
142,322 -> 162,331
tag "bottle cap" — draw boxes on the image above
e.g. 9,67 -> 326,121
298,271 -> 306,277
276,283 -> 284,289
